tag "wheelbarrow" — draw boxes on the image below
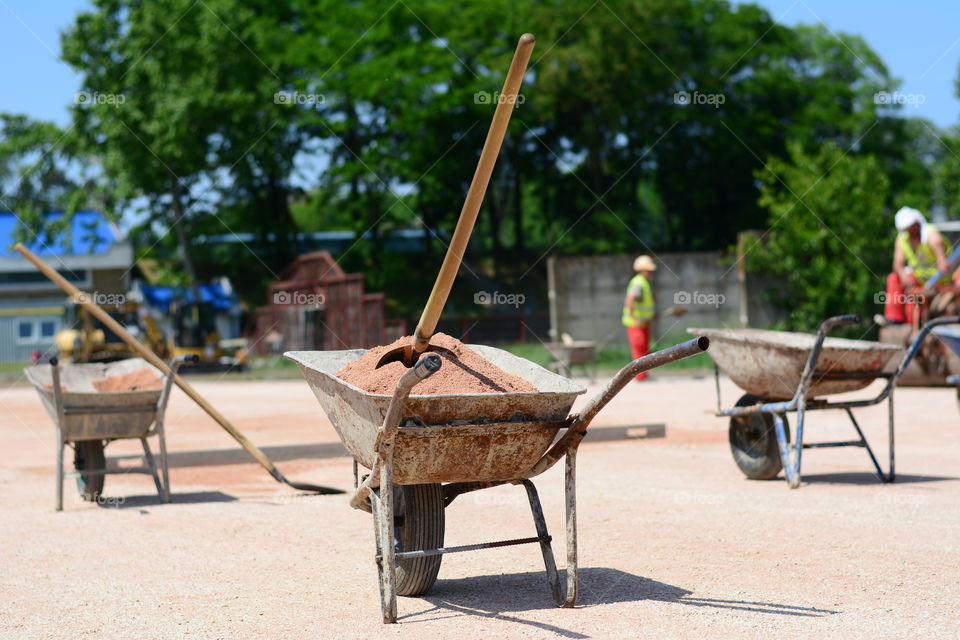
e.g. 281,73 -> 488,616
545,340 -> 598,379
25,355 -> 194,510
287,336 -> 709,623
690,315 -> 959,488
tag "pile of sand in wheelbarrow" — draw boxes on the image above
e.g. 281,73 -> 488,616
92,368 -> 163,392
336,333 -> 537,394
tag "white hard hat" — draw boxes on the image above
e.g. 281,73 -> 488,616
895,206 -> 925,231
633,255 -> 657,272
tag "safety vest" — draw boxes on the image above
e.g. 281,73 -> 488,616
622,274 -> 654,327
897,225 -> 944,282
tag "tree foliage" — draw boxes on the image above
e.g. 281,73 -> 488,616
750,141 -> 890,331
1,0 -> 954,317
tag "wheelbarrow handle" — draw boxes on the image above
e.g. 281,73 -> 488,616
821,314 -> 860,330
892,314 -> 960,379
523,336 -> 710,479
793,314 -> 862,399
353,354 -> 442,512
374,354 -> 442,454
573,336 -> 710,431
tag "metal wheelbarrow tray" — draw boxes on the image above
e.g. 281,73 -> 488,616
287,337 -> 709,623
691,315 -> 959,488
25,356 -> 188,510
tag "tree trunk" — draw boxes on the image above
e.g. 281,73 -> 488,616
170,184 -> 203,305
512,166 -> 524,252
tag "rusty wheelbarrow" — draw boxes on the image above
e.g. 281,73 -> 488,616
287,336 -> 708,623
26,355 -> 194,510
691,315 -> 959,488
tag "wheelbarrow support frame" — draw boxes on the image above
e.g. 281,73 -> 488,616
717,315 -> 959,488
367,337 -> 709,623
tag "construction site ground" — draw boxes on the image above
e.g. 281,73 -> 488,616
2,373 -> 958,639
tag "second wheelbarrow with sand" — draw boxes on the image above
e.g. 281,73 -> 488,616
287,336 -> 708,623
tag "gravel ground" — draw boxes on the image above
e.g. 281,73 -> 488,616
1,373 -> 958,639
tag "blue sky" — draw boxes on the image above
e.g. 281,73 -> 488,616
1,0 -> 959,128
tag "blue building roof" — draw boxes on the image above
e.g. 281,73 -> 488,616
141,283 -> 236,311
0,210 -> 121,257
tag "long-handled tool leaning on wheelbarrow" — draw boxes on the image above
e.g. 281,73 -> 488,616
692,314 -> 960,489
15,243 -> 342,495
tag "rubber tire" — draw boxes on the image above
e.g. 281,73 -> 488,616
74,440 -> 106,501
728,394 -> 789,480
393,483 -> 445,596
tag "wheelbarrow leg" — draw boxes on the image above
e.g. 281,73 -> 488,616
51,359 -> 66,512
521,449 -> 578,608
522,479 -> 562,604
141,438 -> 164,500
156,422 -> 172,503
845,408 -> 894,483
563,451 -> 578,607
55,427 -> 64,512
154,358 -> 181,504
773,412 -> 800,489
372,454 -> 398,623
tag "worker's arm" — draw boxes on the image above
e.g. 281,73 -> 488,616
928,227 -> 950,275
893,239 -> 911,289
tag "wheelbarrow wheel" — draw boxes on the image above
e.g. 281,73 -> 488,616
729,394 -> 789,480
73,440 -> 105,501
393,483 -> 445,596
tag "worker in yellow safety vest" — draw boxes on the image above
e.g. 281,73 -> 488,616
880,206 -> 957,325
622,255 -> 656,381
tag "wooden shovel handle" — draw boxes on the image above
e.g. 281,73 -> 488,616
14,242 -> 280,475
411,33 -> 535,357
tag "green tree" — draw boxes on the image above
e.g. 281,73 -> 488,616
751,141 -> 890,331
61,0 -> 305,297
0,114 -> 104,248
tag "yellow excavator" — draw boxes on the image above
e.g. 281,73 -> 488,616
55,300 -> 246,371
54,301 -> 167,363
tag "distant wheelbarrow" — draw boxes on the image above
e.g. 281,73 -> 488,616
25,355 -> 193,510
287,337 -> 709,623
691,315 -> 959,488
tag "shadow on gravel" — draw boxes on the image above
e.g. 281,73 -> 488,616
109,442 -> 349,468
403,568 -> 837,633
97,491 -> 238,509
799,472 -> 956,485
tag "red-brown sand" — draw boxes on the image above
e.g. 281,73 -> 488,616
92,368 -> 163,392
335,333 -> 537,394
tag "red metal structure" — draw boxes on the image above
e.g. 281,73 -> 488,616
252,252 -> 385,353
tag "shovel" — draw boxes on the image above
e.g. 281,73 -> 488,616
377,33 -> 535,368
